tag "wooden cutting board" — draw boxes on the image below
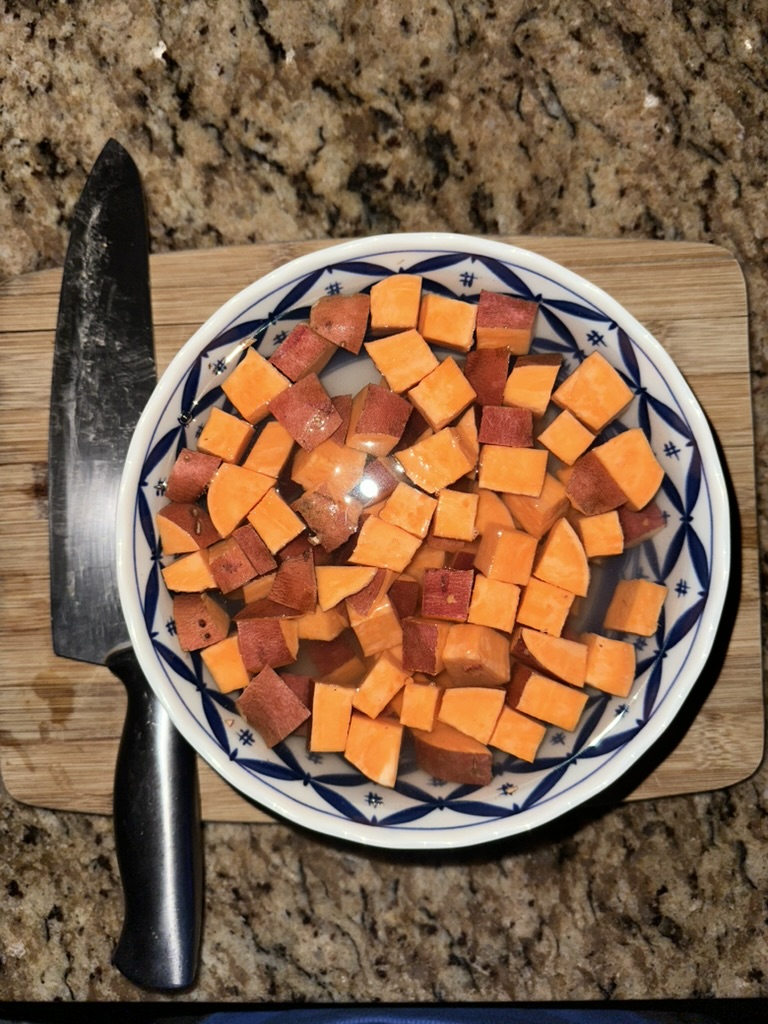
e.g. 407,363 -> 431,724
0,237 -> 762,824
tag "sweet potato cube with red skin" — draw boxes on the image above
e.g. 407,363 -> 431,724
240,572 -> 277,605
345,567 -> 397,617
344,711 -> 403,788
346,383 -> 412,456
468,575 -> 520,633
236,666 -> 310,747
417,293 -> 477,353
309,292 -> 370,354
352,457 -> 401,508
369,273 -> 422,333
293,485 -> 363,553
232,524 -> 278,577
268,373 -> 343,452
269,547 -> 317,613
490,706 -> 546,762
533,517 -> 590,597
207,536 -> 258,594
464,348 -> 510,406
222,347 -> 290,424
309,682 -> 355,752
352,651 -> 411,719
503,354 -> 563,418
380,482 -> 437,540
315,565 -> 378,611
173,592 -> 231,651
201,634 -> 251,693
399,680 -> 442,730
478,405 -> 534,448
407,357 -> 477,431
364,328 -> 438,393
617,501 -> 666,548
476,291 -> 538,353
197,407 -> 253,463
578,510 -> 624,558
395,405 -> 431,452
537,409 -> 595,466
236,617 -> 299,673
592,428 -> 665,512
349,515 -> 423,573
566,451 -> 628,516
165,448 -> 221,502
397,427 -> 477,494
478,445 -> 548,497
473,526 -> 538,586
206,464 -> 274,538
421,568 -> 474,622
603,578 -> 667,636
304,632 -> 367,686
157,502 -> 221,555
448,542 -> 480,571
506,665 -> 588,731
281,672 -> 315,711
388,575 -> 420,620
268,323 -> 336,382
346,594 -> 403,656
441,623 -> 511,687
552,351 -> 634,432
438,686 -> 506,745
510,627 -> 588,687
242,420 -> 294,479
502,473 -> 570,539
402,618 -> 450,675
328,394 -> 353,446
411,721 -> 492,786
516,577 -> 575,637
582,633 -> 636,697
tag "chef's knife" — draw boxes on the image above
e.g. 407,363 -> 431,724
48,138 -> 202,990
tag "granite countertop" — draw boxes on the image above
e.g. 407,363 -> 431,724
1,0 -> 767,1006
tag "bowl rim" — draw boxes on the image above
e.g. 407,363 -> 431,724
116,231 -> 731,849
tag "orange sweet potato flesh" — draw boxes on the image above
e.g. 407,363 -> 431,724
411,720 -> 493,786
552,351 -> 633,432
309,682 -> 355,751
532,517 -> 590,597
206,464 -> 274,538
501,473 -> 570,539
490,706 -> 546,763
369,273 -> 422,333
157,502 -> 221,555
437,686 -> 506,744
592,428 -> 664,512
197,407 -> 253,463
603,578 -> 667,636
506,665 -> 588,731
201,633 -> 251,693
344,711 -> 403,787
162,549 -> 216,592
510,627 -> 588,687
583,632 -> 636,697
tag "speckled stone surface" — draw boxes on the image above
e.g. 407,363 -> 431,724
1,0 -> 767,1006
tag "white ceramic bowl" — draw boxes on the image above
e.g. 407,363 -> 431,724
117,232 -> 730,849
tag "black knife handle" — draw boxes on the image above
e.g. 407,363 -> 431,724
107,645 -> 203,990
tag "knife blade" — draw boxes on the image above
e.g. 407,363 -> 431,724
48,138 -> 202,990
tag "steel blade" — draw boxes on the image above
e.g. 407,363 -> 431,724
49,138 -> 157,663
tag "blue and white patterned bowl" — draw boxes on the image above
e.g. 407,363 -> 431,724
117,233 -> 730,850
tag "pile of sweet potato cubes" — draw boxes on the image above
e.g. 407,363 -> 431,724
156,273 -> 668,789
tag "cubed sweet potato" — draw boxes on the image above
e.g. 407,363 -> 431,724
464,348 -> 510,406
478,444 -> 548,497
401,617 -> 450,676
236,617 -> 299,673
268,547 -> 317,613
268,373 -> 343,452
473,526 -> 538,586
617,501 -> 666,548
310,292 -> 370,354
348,515 -> 423,573
510,627 -> 588,687
173,592 -> 230,651
467,575 -> 520,633
478,406 -> 534,448
221,347 -> 290,424
502,473 -> 570,539
197,407 -> 253,464
475,291 -> 538,353
516,577 -> 575,636
346,383 -> 412,456
420,568 -> 475,623
489,706 -> 546,763
157,502 -> 221,555
532,517 -> 590,598
438,686 -> 506,744
309,682 -> 356,751
502,354 -> 562,417
165,448 -> 221,503
441,622 -> 511,687
364,327 -> 438,392
407,357 -> 476,431
207,536 -> 258,594
397,427 -> 477,494
603,578 -> 667,636
268,322 -> 336,381
242,420 -> 295,479
206,464 -> 274,538
411,721 -> 492,786
417,293 -> 477,353
432,488 -> 479,542
236,665 -> 311,747
352,651 -> 410,719
247,487 -> 306,554
369,273 -> 422,333
537,409 -> 595,466
201,633 -> 251,693
582,632 -> 636,697
161,549 -> 217,592
344,711 -> 403,787
552,351 -> 634,432
506,664 -> 588,731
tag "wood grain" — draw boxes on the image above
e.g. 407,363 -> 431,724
0,236 -> 761,823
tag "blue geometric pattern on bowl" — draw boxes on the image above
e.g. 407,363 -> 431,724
122,237 -> 728,849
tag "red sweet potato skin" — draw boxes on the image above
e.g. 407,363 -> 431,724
236,666 -> 310,747
165,448 -> 222,502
